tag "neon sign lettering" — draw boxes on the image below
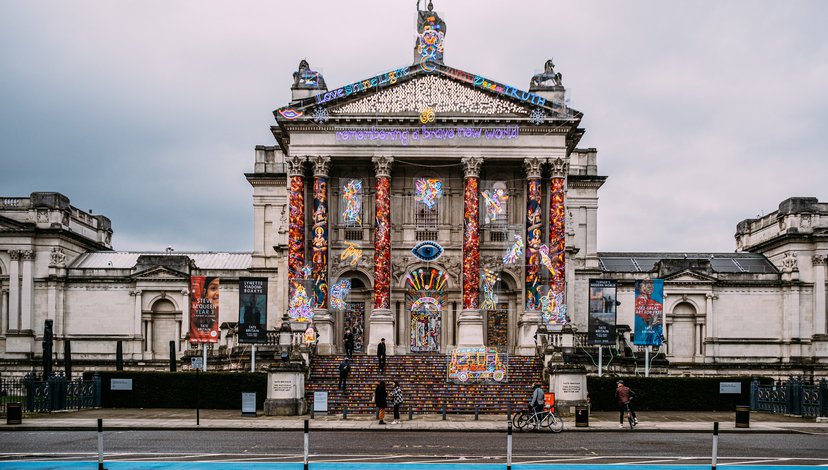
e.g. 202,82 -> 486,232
315,67 -> 412,105
444,67 -> 546,107
335,126 -> 518,146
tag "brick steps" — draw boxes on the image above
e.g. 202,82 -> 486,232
305,354 -> 543,414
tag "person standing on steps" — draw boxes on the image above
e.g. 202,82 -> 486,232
373,380 -> 388,424
344,328 -> 355,359
390,380 -> 404,425
338,357 -> 351,392
377,338 -> 387,373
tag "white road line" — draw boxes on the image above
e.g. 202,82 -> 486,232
518,456 -> 608,464
719,458 -> 791,465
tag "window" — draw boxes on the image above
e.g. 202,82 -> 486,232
414,177 -> 442,229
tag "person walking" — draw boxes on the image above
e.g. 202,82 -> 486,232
338,357 -> 351,392
615,380 -> 638,427
390,380 -> 404,425
344,329 -> 355,359
377,338 -> 387,373
374,380 -> 388,425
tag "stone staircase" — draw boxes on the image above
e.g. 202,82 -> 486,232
305,354 -> 543,415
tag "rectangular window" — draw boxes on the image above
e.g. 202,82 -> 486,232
414,177 -> 442,229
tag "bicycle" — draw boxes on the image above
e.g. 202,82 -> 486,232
512,405 -> 564,433
623,401 -> 636,430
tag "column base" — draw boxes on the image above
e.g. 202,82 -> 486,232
313,309 -> 335,355
457,309 -> 484,348
515,309 -> 542,355
367,308 -> 395,355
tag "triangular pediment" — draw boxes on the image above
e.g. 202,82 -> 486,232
131,266 -> 189,280
663,270 -> 717,284
276,64 -> 579,121
331,74 -> 529,116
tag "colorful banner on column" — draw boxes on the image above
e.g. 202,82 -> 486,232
288,176 -> 305,298
463,176 -> 480,310
312,177 -> 328,309
189,276 -> 219,343
525,179 -> 542,309
587,279 -> 617,345
238,277 -> 267,344
634,278 -> 664,346
373,176 -> 391,310
546,176 -> 567,324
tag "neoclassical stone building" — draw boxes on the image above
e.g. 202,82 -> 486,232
1,7 -> 826,379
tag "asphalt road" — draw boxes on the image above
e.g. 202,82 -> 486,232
1,430 -> 827,465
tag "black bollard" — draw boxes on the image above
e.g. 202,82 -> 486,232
169,341 -> 176,372
507,403 -> 511,422
711,421 -> 719,470
507,421 -> 513,470
475,405 -> 479,421
408,406 -> 413,421
343,405 -> 347,420
442,405 -> 446,420
64,340 -> 72,380
97,418 -> 105,470
303,419 -> 309,470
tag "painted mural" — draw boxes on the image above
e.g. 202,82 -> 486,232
288,175 -> 305,302
373,176 -> 391,310
312,177 -> 328,309
463,176 -> 480,310
525,179 -> 542,310
546,176 -> 567,324
406,267 -> 448,353
448,347 -> 508,383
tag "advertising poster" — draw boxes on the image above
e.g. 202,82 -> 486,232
633,278 -> 664,346
189,276 -> 219,343
238,277 -> 268,344
588,279 -> 617,345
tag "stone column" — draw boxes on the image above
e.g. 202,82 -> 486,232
286,156 -> 307,322
20,250 -> 34,332
368,156 -> 395,354
310,156 -> 335,354
517,157 -> 544,355
7,251 -> 20,331
813,255 -> 826,335
458,156 -> 484,348
547,157 -> 568,325
1,289 -> 7,334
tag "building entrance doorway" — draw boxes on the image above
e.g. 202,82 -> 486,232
406,267 -> 448,353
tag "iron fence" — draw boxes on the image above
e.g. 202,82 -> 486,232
751,377 -> 827,418
3,373 -> 103,414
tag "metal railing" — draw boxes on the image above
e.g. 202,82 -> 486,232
18,373 -> 102,413
751,377 -> 828,418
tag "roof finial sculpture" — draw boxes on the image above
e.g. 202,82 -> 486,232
530,59 -> 563,90
415,0 -> 446,71
292,59 -> 326,89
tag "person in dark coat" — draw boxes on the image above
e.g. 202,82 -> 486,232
374,380 -> 388,424
615,380 -> 638,427
338,358 -> 351,392
377,338 -> 387,373
344,329 -> 355,359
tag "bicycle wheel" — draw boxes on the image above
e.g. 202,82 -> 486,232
544,412 -> 564,433
627,413 -> 635,430
512,410 -> 530,431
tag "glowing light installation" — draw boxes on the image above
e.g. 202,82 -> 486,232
547,166 -> 568,324
524,158 -> 543,310
462,157 -> 482,310
503,234 -> 524,265
341,179 -> 363,225
481,187 -> 508,224
373,157 -> 393,310
480,268 -> 498,310
415,178 -> 442,209
311,157 -> 330,309
330,279 -> 352,311
287,157 -> 306,310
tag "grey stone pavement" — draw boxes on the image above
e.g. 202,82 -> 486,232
3,408 -> 827,433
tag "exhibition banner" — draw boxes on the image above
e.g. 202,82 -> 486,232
633,278 -> 664,346
189,276 -> 219,343
587,279 -> 617,345
238,277 -> 268,344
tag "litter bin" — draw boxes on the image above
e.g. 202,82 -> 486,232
575,405 -> 589,427
6,402 -> 22,425
735,405 -> 750,428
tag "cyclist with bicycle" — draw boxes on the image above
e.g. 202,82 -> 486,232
529,383 -> 545,422
615,380 -> 638,428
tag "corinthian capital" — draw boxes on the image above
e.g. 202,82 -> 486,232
523,157 -> 544,179
310,155 -> 331,177
461,156 -> 483,179
813,255 -> 826,266
21,250 -> 34,261
9,250 -> 21,261
548,157 -> 569,179
372,156 -> 394,178
286,156 -> 307,177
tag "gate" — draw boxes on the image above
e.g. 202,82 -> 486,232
751,377 -> 828,418
20,373 -> 101,413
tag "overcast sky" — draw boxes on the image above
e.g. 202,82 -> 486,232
1,0 -> 826,254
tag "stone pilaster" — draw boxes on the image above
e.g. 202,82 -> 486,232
458,156 -> 484,348
368,156 -> 395,354
20,250 -> 34,332
813,255 -> 826,335
7,251 -> 20,331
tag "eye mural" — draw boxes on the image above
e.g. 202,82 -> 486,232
406,267 -> 448,353
547,176 -> 567,325
341,179 -> 363,225
415,178 -> 442,209
411,240 -> 444,262
525,179 -> 542,310
312,177 -> 328,309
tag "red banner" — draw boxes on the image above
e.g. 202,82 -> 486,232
189,276 -> 219,343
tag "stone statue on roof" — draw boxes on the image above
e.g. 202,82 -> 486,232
530,59 -> 563,90
292,59 -> 326,89
415,0 -> 446,67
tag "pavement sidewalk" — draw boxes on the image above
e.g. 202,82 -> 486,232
3,409 -> 826,433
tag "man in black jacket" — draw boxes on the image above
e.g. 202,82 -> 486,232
338,358 -> 351,392
377,338 -> 387,373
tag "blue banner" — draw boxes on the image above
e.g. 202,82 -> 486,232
633,279 -> 664,346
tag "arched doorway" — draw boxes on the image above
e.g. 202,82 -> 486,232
334,270 -> 371,354
406,267 -> 449,353
150,298 -> 179,360
669,301 -> 699,362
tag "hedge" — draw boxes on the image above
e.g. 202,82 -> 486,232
84,371 -> 267,409
586,376 -> 772,411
